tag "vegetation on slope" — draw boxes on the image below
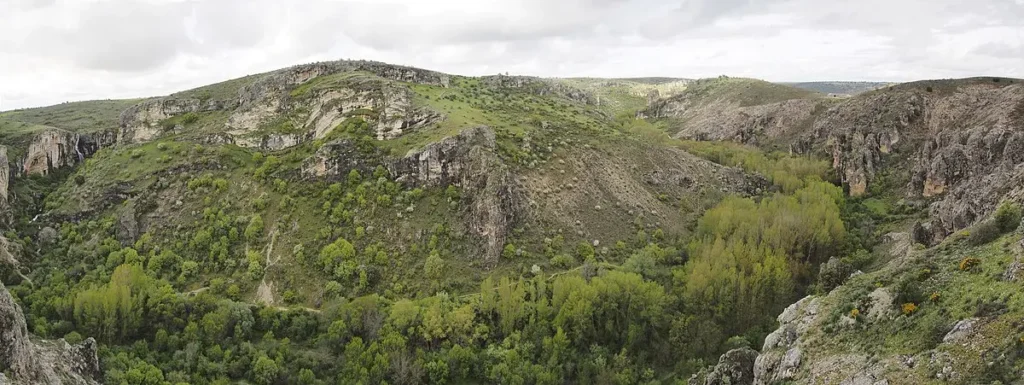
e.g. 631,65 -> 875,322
0,99 -> 140,135
0,66 -> 906,385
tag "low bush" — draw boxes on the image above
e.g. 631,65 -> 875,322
968,220 -> 1001,245
994,201 -> 1022,233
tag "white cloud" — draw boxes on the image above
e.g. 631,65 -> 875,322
1,0 -> 1022,109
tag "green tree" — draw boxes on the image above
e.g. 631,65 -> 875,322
251,354 -> 279,385
425,251 -> 445,281
245,214 -> 264,241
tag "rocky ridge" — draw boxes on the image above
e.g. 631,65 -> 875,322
118,60 -> 453,149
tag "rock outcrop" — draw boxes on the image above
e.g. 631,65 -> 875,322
0,146 -> 9,226
20,130 -> 99,176
118,60 -> 450,149
390,126 -> 527,263
700,347 -> 758,385
303,126 -> 526,263
0,281 -> 101,384
812,82 -> 1024,239
118,98 -> 210,144
641,96 -> 825,143
301,83 -> 443,141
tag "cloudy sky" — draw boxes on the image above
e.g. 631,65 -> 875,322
2,0 -> 1023,110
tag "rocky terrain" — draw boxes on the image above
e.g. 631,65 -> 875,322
646,76 -> 1024,243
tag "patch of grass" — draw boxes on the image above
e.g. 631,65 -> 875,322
0,99 -> 141,134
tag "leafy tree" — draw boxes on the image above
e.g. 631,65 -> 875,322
425,251 -> 445,281
251,354 -> 279,385
245,214 -> 264,241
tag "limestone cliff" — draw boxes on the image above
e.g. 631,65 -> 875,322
117,98 -> 212,144
19,130 -> 100,176
0,281 -> 101,384
806,82 -> 1024,241
389,126 -> 527,263
118,60 -> 450,149
0,147 -> 8,226
303,126 -> 527,263
642,97 -> 826,143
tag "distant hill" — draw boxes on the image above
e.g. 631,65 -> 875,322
782,81 -> 892,95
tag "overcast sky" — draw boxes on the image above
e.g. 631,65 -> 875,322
2,0 -> 1023,110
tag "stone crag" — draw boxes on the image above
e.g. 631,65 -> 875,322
20,130 -> 102,176
0,281 -> 101,385
118,60 -> 452,150
0,147 -> 9,226
389,126 -> 527,264
305,126 -> 526,264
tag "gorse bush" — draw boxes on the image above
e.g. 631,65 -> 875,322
959,257 -> 981,272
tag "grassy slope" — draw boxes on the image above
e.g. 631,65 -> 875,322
677,77 -> 822,108
800,229 -> 1024,384
0,99 -> 140,134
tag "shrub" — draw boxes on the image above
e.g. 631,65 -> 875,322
993,201 -> 1022,233
818,257 -> 853,291
74,175 -> 86,185
959,257 -> 980,272
968,219 -> 1001,245
181,112 -> 199,125
849,308 -> 860,318
550,254 -> 576,268
723,336 -> 751,350
929,292 -> 941,302
901,302 -> 918,315
63,331 -> 83,344
576,242 -> 595,260
502,244 -> 517,260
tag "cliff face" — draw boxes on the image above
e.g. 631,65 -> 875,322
0,147 -> 9,226
390,126 -> 527,263
642,97 -> 826,143
117,98 -> 212,144
807,83 -> 1024,241
303,126 -> 527,263
20,130 -> 101,176
0,281 -> 101,385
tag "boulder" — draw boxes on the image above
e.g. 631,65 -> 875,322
704,347 -> 759,385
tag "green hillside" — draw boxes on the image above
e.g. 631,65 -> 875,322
1,62 -> 1018,385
